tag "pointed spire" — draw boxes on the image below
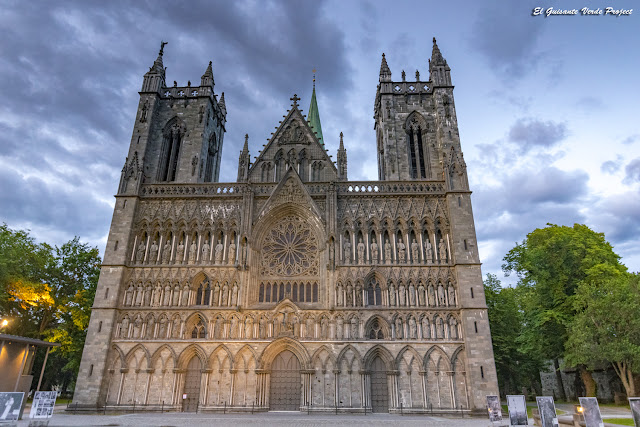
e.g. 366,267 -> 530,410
431,37 -> 446,65
218,92 -> 226,116
339,132 -> 344,150
201,60 -> 214,88
142,41 -> 167,92
379,53 -> 392,82
242,134 -> 249,153
150,41 -> 167,74
337,132 -> 347,180
307,76 -> 324,146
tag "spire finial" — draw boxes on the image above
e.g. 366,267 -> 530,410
339,132 -> 344,148
159,41 -> 168,56
379,52 -> 391,82
290,94 -> 300,107
312,68 -> 317,89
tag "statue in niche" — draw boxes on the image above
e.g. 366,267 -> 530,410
221,283 -> 229,306
428,284 -> 436,307
125,284 -> 134,306
215,239 -> 224,264
149,241 -> 158,264
395,317 -> 403,339
384,238 -> 392,264
437,283 -> 446,306
328,240 -> 334,266
135,284 -> 144,306
162,240 -> 171,264
425,239 -> 433,264
230,317 -> 238,339
188,241 -> 197,264
336,283 -> 343,306
172,317 -> 181,339
346,283 -> 353,307
449,317 -> 458,339
163,284 -> 171,306
343,239 -> 351,264
389,283 -> 396,306
212,283 -> 220,306
140,100 -> 148,122
153,284 -> 162,306
230,283 -> 238,306
357,238 -> 365,265
397,239 -> 406,263
355,283 -> 363,306
350,317 -> 358,339
241,241 -> 247,265
411,239 -> 419,263
398,283 -> 406,306
132,315 -> 142,339
421,317 -> 431,339
228,240 -> 236,265
172,284 -> 180,306
448,283 -> 456,307
181,284 -> 190,306
409,282 -> 416,306
292,316 -> 300,337
158,317 -> 167,338
437,317 -> 445,339
321,317 -> 328,339
136,242 -> 146,264
201,240 -> 210,263
409,317 -> 417,339
370,237 -> 379,263
176,240 -> 185,263
438,239 -> 447,263
120,316 -> 129,338
418,282 -> 426,306
144,285 -> 152,306
214,317 -> 223,339
306,317 -> 314,339
198,105 -> 204,123
336,317 -> 343,339
259,317 -> 266,339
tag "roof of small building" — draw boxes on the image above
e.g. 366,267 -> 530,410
0,334 -> 60,348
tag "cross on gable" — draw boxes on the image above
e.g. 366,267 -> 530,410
290,94 -> 300,107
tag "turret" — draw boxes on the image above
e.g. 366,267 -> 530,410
379,53 -> 392,82
238,134 -> 250,182
337,132 -> 347,181
307,73 -> 324,146
429,37 -> 452,86
141,41 -> 167,93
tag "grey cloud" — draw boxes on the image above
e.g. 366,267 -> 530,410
601,159 -> 621,175
624,158 -> 640,184
622,134 -> 639,145
576,96 -> 604,111
508,118 -> 568,152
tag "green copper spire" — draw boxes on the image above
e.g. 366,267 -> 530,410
307,70 -> 324,146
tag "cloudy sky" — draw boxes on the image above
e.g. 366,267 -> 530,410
1,0 -> 638,282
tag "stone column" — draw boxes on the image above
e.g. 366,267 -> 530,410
202,370 -> 211,406
448,371 -> 456,409
229,369 -> 237,406
116,369 -> 127,404
420,371 -> 428,408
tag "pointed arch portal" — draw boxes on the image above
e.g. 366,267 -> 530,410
269,350 -> 301,411
182,355 -> 202,412
370,355 -> 389,413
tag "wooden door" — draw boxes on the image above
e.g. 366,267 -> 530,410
182,356 -> 202,412
269,350 -> 301,411
370,356 -> 389,413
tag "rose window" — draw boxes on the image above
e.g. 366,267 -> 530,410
261,215 -> 318,276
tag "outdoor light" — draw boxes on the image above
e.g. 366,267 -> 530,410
577,406 -> 584,413
1,319 -> 8,328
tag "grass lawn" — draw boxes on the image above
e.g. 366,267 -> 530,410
603,418 -> 634,426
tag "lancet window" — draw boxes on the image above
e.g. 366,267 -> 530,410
158,118 -> 186,182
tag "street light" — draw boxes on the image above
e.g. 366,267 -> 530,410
1,318 -> 9,328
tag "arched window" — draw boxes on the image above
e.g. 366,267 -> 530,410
158,118 -> 186,182
259,283 -> 264,302
368,318 -> 384,340
265,283 -> 271,302
204,133 -> 218,182
367,283 -> 375,305
306,283 -> 312,302
191,318 -> 206,339
292,283 -> 298,302
313,283 -> 318,302
279,283 -> 284,302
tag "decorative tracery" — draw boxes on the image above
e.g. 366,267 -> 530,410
261,215 -> 318,277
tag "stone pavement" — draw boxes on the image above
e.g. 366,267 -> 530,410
15,411 -> 496,427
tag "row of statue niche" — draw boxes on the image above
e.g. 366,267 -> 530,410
341,237 -> 448,265
135,238 -> 242,265
335,281 -> 456,308
123,282 -> 238,307
116,312 -> 459,341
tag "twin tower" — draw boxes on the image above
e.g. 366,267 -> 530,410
75,39 -> 498,415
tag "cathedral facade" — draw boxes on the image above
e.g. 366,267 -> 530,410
73,39 -> 499,414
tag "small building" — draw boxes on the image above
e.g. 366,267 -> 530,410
0,334 -> 60,394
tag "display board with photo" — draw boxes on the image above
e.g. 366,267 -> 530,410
0,392 -> 25,422
536,396 -> 559,427
487,395 -> 503,422
29,391 -> 58,419
579,397 -> 604,427
628,398 -> 640,427
507,394 -> 528,425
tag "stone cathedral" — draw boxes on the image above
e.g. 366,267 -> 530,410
74,39 -> 499,414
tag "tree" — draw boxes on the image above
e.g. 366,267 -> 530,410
502,224 -> 627,399
565,273 -> 640,397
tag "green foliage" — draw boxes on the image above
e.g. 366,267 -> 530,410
0,224 -> 100,392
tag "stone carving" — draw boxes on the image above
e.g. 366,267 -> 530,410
336,283 -> 343,306
306,317 -> 313,339
336,317 -> 343,339
437,317 -> 445,339
437,283 -> 446,306
136,242 -> 146,264
241,241 -> 247,266
176,241 -> 185,263
397,239 -> 406,263
343,239 -> 351,264
133,315 -> 142,339
448,283 -> 456,307
221,283 -> 229,306
172,285 -> 180,306
355,283 -> 363,306
214,317 -> 223,339
230,283 -> 238,306
214,240 -> 224,264
438,239 -> 447,263
409,317 -> 417,339
162,241 -> 171,264
384,239 -> 392,264
261,215 -> 318,276
188,241 -> 197,264
139,100 -> 148,123
398,283 -> 406,306
172,317 -> 181,338
389,283 -> 396,306
350,317 -> 358,339
163,284 -> 171,306
144,285 -> 152,306
120,316 -> 129,338
213,283 -> 220,306
421,317 -> 431,339
149,241 -> 158,264
158,316 -> 167,338
449,317 -> 458,339
228,240 -> 236,265
428,284 -> 436,307
182,284 -> 190,306
153,284 -> 162,306
395,317 -> 403,339
125,284 -> 134,306
425,239 -> 433,264
346,283 -> 353,307
259,317 -> 266,339
201,240 -> 210,263
357,238 -> 365,265
411,239 -> 419,263
135,284 -> 144,306
245,318 -> 253,339
418,282 -> 426,306
409,282 -> 416,306
370,237 -> 378,263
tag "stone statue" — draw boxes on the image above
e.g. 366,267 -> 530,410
136,242 -> 146,264
321,317 -> 328,339
357,237 -> 365,265
389,283 -> 396,306
140,100 -> 148,122
438,238 -> 447,263
201,240 -> 210,263
163,284 -> 171,306
398,283 -> 406,306
437,317 -> 445,339
355,284 -> 363,306
153,284 -> 162,306
350,317 -> 358,339
125,284 -> 134,306
418,282 -> 426,306
176,240 -> 185,263
230,283 -> 238,306
215,239 -> 224,264
346,283 -> 353,307
149,241 -> 158,264
306,317 -> 314,339
395,317 -> 403,339
182,284 -> 190,306
329,240 -> 335,266
188,241 -> 197,264
437,283 -> 446,306
448,283 -> 456,306
221,283 -> 229,306
158,316 -> 167,338
425,239 -> 433,264
336,317 -> 344,339
213,284 -> 220,306
409,317 -> 417,339
421,317 -> 431,339
397,239 -> 406,263
120,316 -> 129,338
172,284 -> 180,306
428,284 -> 436,307
245,318 -> 253,339
135,284 -> 144,306
144,285 -> 152,306
172,317 -> 181,338
384,238 -> 392,264
370,237 -> 379,263
133,315 -> 142,338
214,317 -> 223,339
230,317 -> 238,338
162,241 -> 171,264
228,241 -> 236,264
336,283 -> 343,306
449,317 -> 458,339
259,317 -> 266,339
343,240 -> 351,264
241,241 -> 247,265
411,239 -> 419,263
409,282 -> 416,306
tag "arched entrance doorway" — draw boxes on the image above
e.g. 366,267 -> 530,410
182,356 -> 202,412
269,350 -> 301,411
370,355 -> 389,413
